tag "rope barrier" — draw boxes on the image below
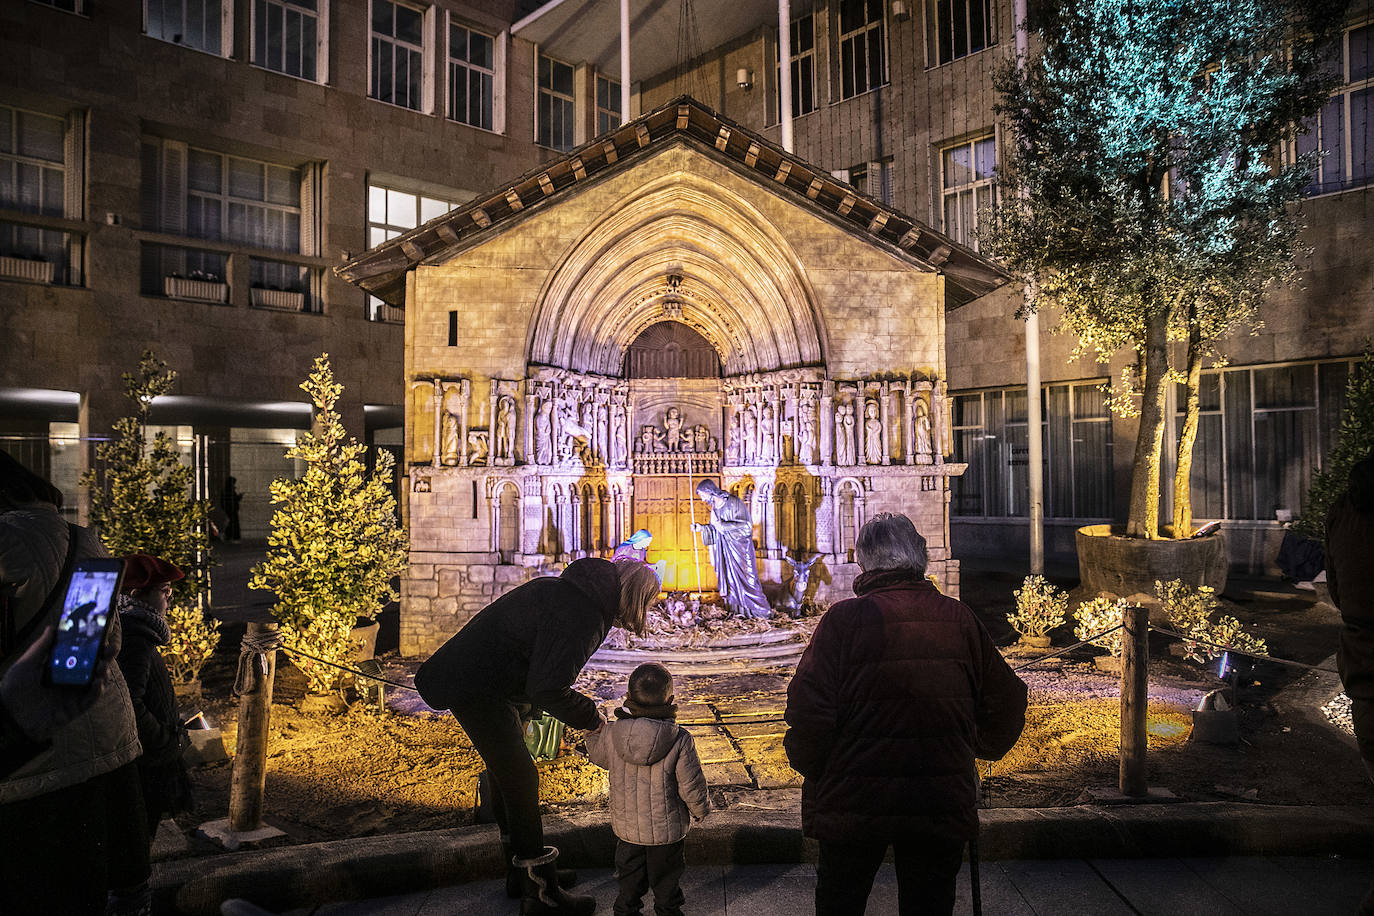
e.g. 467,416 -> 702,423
1147,626 -> 1339,674
233,627 -> 282,696
1010,623 -> 1126,671
275,644 -> 421,692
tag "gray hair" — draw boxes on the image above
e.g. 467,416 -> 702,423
855,512 -> 928,575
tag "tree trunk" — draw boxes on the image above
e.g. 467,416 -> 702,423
1172,323 -> 1204,538
1126,313 -> 1170,539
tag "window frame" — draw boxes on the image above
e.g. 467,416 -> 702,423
535,48 -> 577,151
368,0 -> 434,113
775,13 -> 819,122
0,103 -> 85,286
364,177 -> 466,320
923,0 -> 997,68
447,17 -> 500,132
595,72 -> 622,137
836,0 -> 887,101
28,0 -> 89,16
143,0 -> 235,57
939,132 -> 998,250
250,0 -> 329,84
1292,20 -> 1374,197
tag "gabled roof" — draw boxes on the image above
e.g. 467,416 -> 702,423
336,95 -> 1009,308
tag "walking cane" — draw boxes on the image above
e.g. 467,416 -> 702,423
970,760 -> 990,916
686,455 -> 703,596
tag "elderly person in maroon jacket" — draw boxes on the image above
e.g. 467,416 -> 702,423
415,557 -> 661,916
784,513 -> 1027,916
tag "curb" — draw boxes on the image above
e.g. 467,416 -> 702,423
155,802 -> 1374,915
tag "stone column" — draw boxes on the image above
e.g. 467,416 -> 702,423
76,385 -> 125,526
820,382 -> 834,467
524,387 -> 536,466
488,379 -> 498,461
904,379 -> 916,465
880,380 -> 891,465
815,476 -> 834,555
855,388 -> 867,467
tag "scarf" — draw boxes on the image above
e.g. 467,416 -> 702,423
853,567 -> 926,596
117,592 -> 171,645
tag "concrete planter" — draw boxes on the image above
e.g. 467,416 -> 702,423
0,255 -> 55,283
1076,524 -> 1228,599
250,287 -> 305,311
164,276 -> 228,303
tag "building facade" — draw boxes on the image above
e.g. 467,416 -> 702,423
5,0 -> 1371,576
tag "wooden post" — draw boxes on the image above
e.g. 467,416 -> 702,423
1119,604 -> 1149,797
229,621 -> 278,831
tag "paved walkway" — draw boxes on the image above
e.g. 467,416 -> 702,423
265,857 -> 1372,916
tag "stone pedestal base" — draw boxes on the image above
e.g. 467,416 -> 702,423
197,818 -> 286,851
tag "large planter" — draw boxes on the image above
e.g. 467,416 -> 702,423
164,276 -> 228,303
1076,524 -> 1228,599
0,255 -> 55,283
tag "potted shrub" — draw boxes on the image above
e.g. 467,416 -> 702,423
250,354 -> 408,712
81,350 -> 219,696
986,0 -> 1346,596
1007,575 -> 1067,648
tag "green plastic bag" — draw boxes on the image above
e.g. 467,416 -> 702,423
523,712 -> 565,760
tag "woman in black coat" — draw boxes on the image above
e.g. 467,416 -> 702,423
115,555 -> 192,836
415,557 -> 660,916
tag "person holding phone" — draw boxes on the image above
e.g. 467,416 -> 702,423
0,450 -> 146,916
116,553 -> 194,835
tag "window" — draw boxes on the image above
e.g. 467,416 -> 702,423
449,22 -> 495,130
776,14 -> 818,120
253,0 -> 322,82
845,159 -> 892,204
940,134 -> 996,249
145,0 -> 229,55
537,52 -> 575,150
951,382 -> 1113,520
1296,22 -> 1373,195
371,0 -> 427,111
596,74 -> 621,136
1170,360 -> 1356,521
185,149 -> 302,251
365,179 -> 465,319
0,104 -> 82,285
31,0 -> 86,13
838,0 -> 885,100
925,0 -> 996,67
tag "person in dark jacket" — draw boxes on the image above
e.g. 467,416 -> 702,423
1329,451 -> 1374,781
110,553 -> 194,916
784,513 -> 1028,916
415,557 -> 661,916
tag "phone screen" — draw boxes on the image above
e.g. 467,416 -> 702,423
47,560 -> 123,687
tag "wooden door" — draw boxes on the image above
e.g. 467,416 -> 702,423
632,474 -> 718,593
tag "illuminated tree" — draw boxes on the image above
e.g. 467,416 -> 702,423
1295,348 -> 1374,541
986,0 -> 1347,538
251,355 -> 408,696
81,350 -> 218,683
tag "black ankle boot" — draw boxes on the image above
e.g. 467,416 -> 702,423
504,839 -> 578,898
514,846 -> 596,915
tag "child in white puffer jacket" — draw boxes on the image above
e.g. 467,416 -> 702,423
585,662 -> 710,916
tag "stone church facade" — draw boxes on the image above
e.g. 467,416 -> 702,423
341,97 -> 1005,655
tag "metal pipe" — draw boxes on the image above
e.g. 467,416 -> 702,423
778,0 -> 793,152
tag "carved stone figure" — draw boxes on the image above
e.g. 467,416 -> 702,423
611,403 -> 627,467
637,425 -> 663,454
440,385 -> 465,466
692,480 -> 771,619
836,402 -> 856,466
914,397 -> 933,465
742,405 -> 758,464
534,399 -> 554,465
467,430 -> 489,465
797,400 -> 816,465
663,406 -> 686,452
595,402 -> 609,464
496,395 -> 516,462
760,403 -> 776,464
864,399 -> 883,465
931,379 -> 950,460
558,397 -> 592,464
693,425 -> 711,453
725,410 -> 741,465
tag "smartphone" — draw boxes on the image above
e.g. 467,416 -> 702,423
45,558 -> 125,688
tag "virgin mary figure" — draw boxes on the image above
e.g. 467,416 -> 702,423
692,480 -> 771,619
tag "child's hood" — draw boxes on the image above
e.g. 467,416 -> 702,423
610,716 -> 680,766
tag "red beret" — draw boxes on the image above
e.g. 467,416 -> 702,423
121,554 -> 185,592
